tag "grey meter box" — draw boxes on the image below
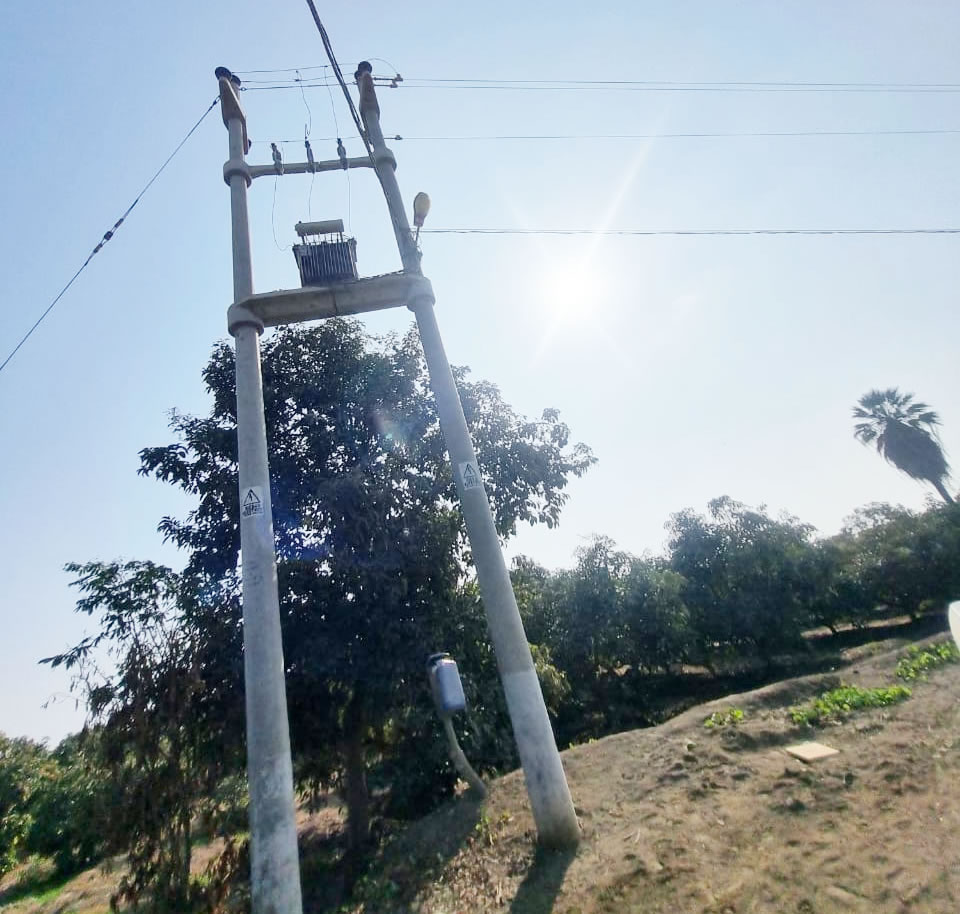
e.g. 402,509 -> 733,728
427,653 -> 467,716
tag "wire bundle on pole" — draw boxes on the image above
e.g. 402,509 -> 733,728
302,0 -> 371,157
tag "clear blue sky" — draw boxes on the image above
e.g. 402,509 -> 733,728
1,1 -> 957,743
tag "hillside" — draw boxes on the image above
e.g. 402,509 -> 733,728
3,632 -> 958,914
347,633 -> 960,914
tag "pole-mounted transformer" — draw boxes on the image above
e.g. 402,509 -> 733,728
292,220 -> 359,285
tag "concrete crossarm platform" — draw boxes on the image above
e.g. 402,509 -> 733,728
228,271 -> 435,332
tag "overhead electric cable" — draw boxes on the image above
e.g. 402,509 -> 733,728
319,67 -> 354,233
397,77 -> 960,94
0,97 -> 220,377
423,227 -> 960,237
399,127 -> 960,141
240,76 -> 960,94
414,77 -> 960,87
384,84 -> 960,94
251,135 -> 363,145
230,68 -> 960,92
253,127 -> 960,146
271,176 -> 290,251
405,76 -> 960,90
296,69 -> 313,137
242,83 -> 336,92
302,0 -> 371,155
234,64 -> 331,75
241,76 -> 336,85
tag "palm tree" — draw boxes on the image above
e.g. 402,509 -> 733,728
853,388 -> 954,504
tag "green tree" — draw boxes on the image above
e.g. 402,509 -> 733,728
43,561 -> 243,912
137,320 -> 594,872
0,734 -> 52,876
621,563 -> 694,674
805,536 -> 868,632
667,497 -> 818,669
0,731 -> 111,880
511,543 -> 679,742
513,540 -> 633,688
560,538 -> 632,678
840,501 -> 960,621
853,388 -> 954,504
24,733 -> 110,875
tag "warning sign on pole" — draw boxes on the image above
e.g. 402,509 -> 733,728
241,486 -> 265,518
458,461 -> 482,491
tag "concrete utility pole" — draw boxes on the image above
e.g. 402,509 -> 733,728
213,58 -> 579,903
217,69 -> 304,914
355,62 -> 580,848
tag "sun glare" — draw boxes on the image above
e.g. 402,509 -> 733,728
539,260 -> 598,326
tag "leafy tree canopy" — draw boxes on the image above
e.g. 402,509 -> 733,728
135,320 -> 595,855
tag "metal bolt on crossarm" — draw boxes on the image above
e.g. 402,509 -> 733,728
355,61 -> 581,848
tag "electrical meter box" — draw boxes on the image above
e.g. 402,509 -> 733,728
427,653 -> 467,716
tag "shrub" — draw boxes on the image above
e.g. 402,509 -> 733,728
703,708 -> 745,729
895,640 -> 960,681
790,684 -> 911,727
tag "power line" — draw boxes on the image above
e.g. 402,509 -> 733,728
301,0 -> 371,155
250,135 -> 363,145
239,77 -> 331,85
234,64 -> 331,75
253,128 -> 960,146
412,77 -> 960,88
240,76 -> 960,95
422,227 -> 960,237
296,69 -> 313,137
230,68 -> 960,92
233,57 -> 399,78
398,77 -> 960,94
242,83 -> 336,92
405,77 -> 960,92
389,84 -> 960,94
0,97 -> 220,377
399,128 -> 960,141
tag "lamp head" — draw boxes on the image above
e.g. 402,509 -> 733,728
413,192 -> 431,229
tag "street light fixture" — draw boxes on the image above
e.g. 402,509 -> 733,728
413,191 -> 431,242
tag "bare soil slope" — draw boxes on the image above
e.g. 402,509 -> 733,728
355,636 -> 960,914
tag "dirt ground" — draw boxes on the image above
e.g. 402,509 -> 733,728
355,634 -> 960,914
4,632 -> 958,914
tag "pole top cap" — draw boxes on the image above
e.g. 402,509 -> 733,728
355,60 -> 373,78
215,66 -> 242,89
